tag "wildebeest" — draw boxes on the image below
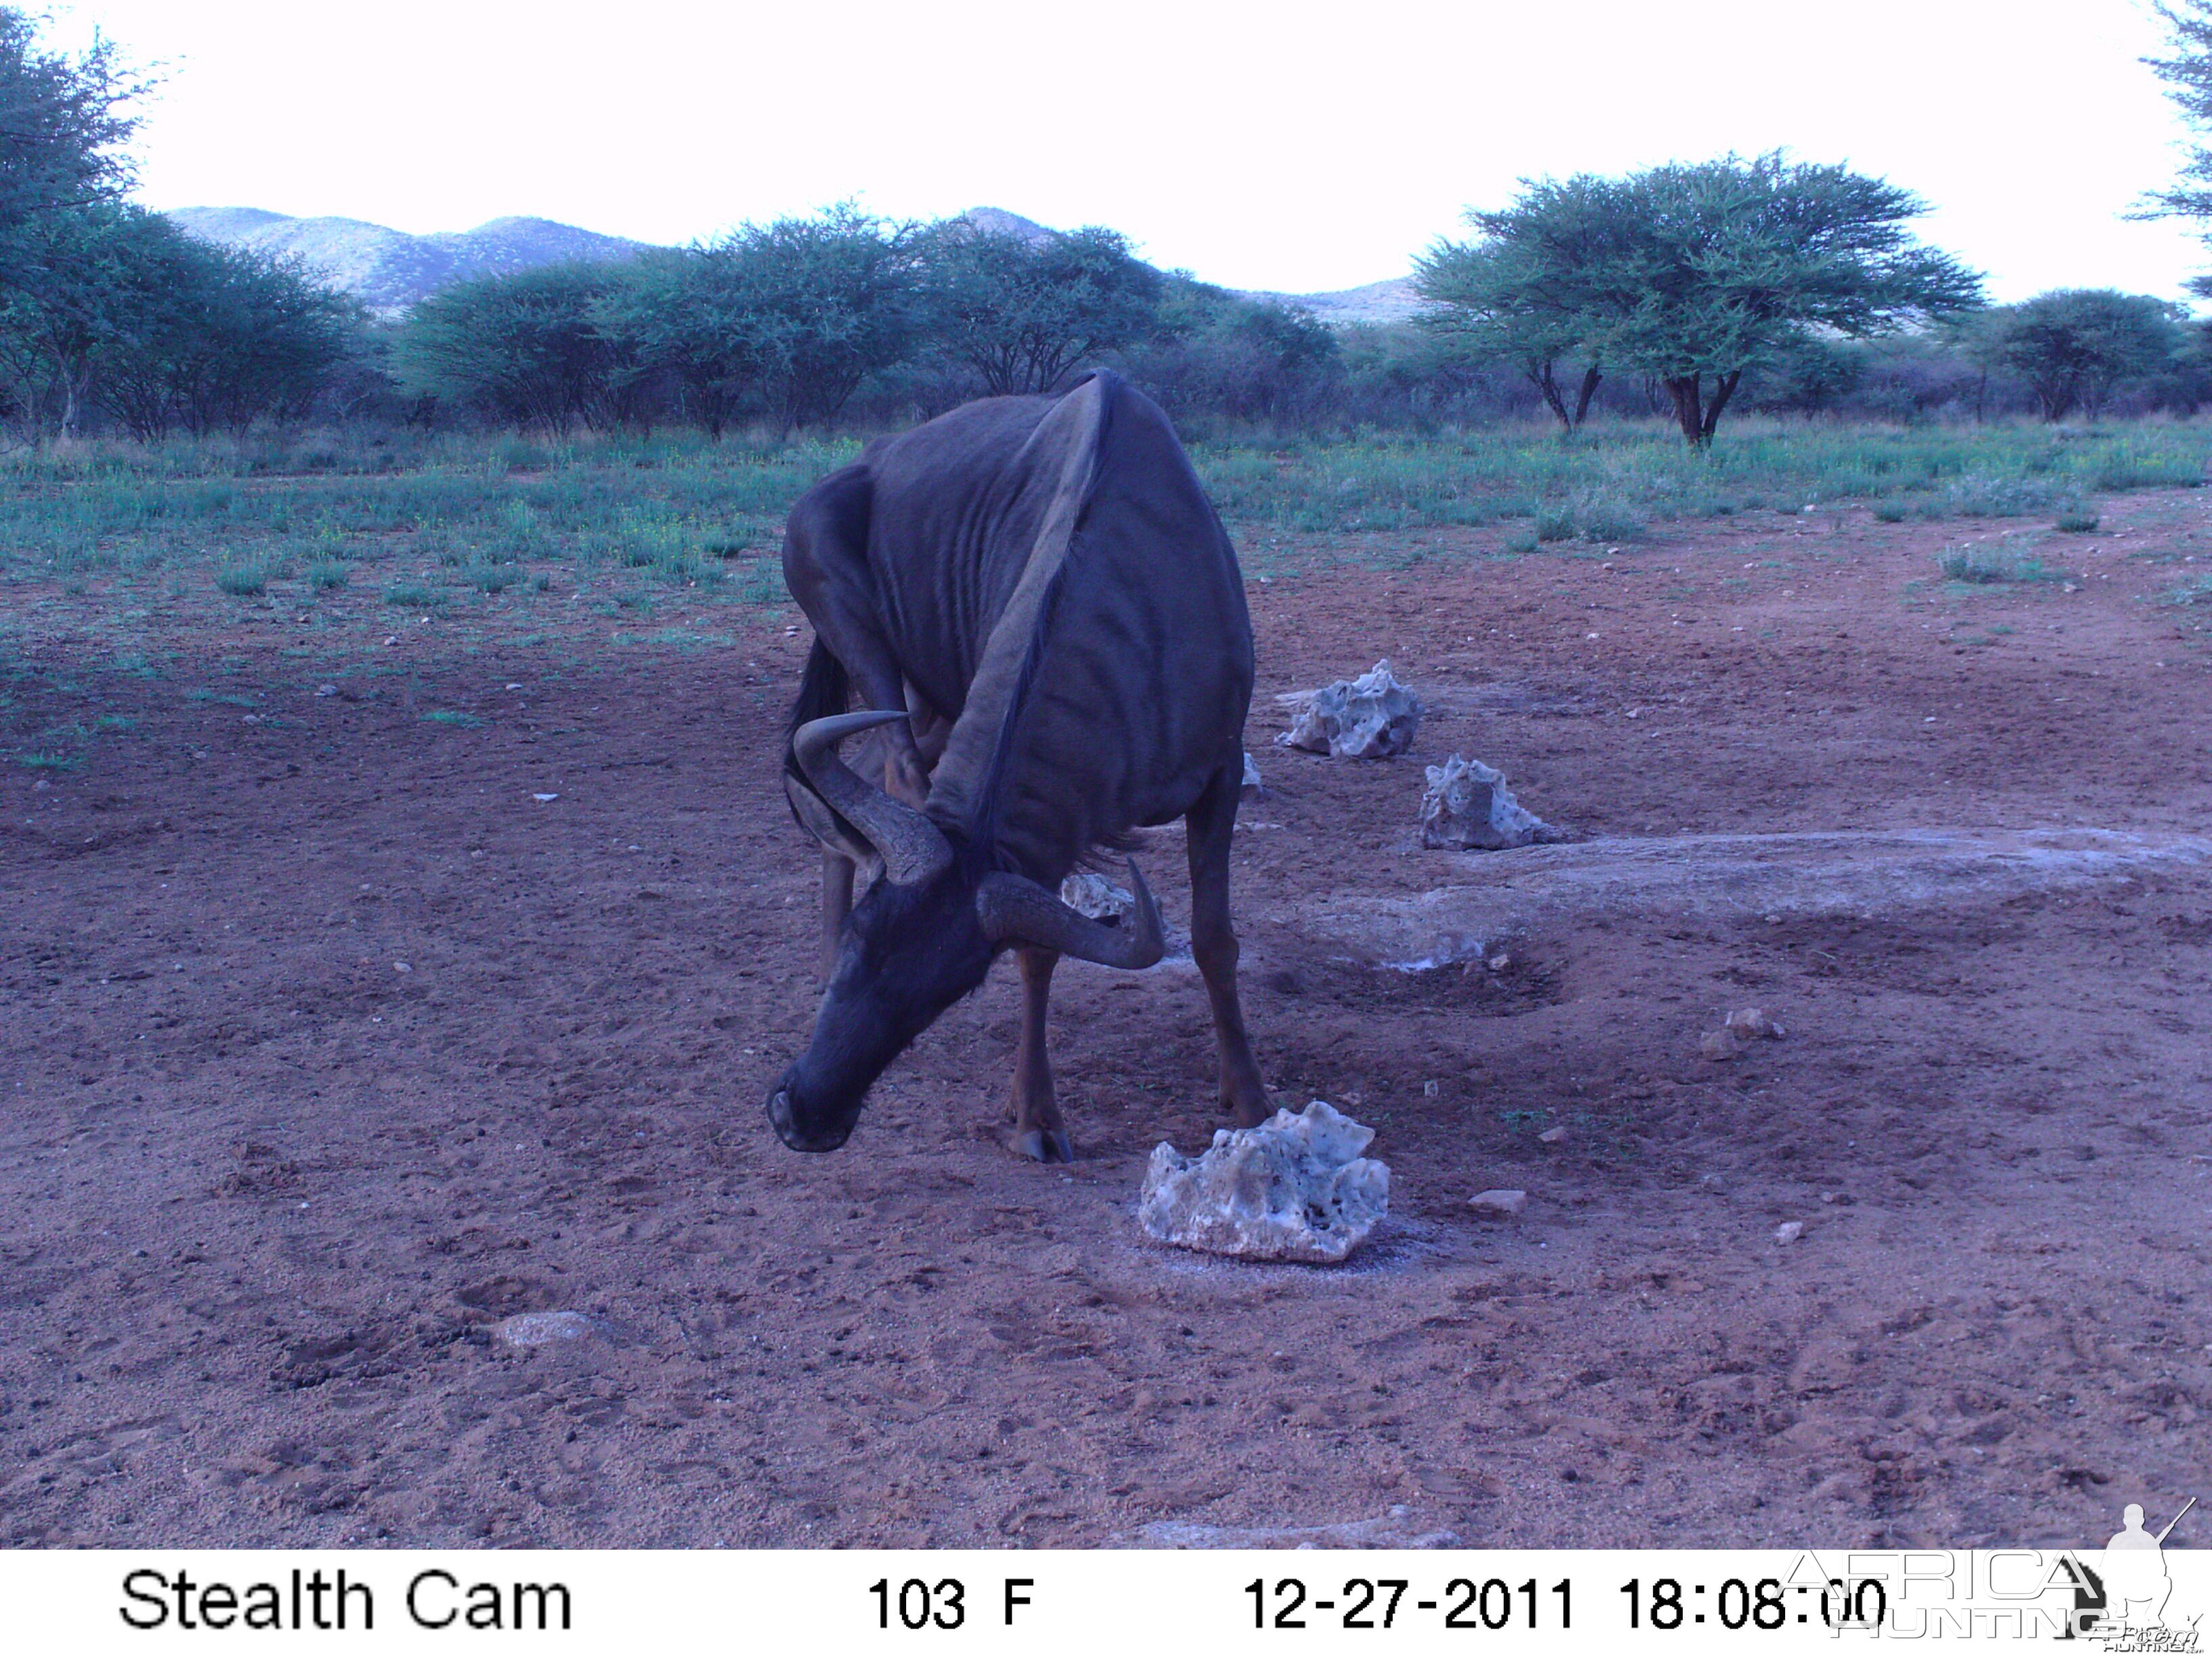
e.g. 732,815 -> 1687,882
768,370 -> 1269,1161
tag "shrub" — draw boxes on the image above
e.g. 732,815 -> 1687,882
214,564 -> 267,596
1938,544 -> 2067,583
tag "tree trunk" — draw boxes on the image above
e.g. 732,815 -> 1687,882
60,363 -> 87,441
1525,359 -> 1572,432
1664,375 -> 1704,445
1700,369 -> 1744,443
1571,365 -> 1603,430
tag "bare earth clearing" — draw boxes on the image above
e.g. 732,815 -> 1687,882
4,494 -> 2210,1549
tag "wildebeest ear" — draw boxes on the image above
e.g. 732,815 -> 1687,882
783,773 -> 875,868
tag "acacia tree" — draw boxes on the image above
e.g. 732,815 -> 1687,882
1436,155 -> 1982,446
1128,276 -> 1338,423
0,7 -> 146,434
2144,0 -> 2212,275
1416,184 -> 1612,434
684,208 -> 919,438
1961,291 -> 2184,422
396,264 -> 644,431
918,222 -> 1160,394
0,11 -> 142,238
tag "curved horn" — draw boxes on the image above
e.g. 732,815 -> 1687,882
793,710 -> 954,886
783,774 -> 875,870
976,859 -> 1166,969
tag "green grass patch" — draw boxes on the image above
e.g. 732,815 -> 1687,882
423,709 -> 483,727
0,422 -> 2199,611
17,751 -> 78,769
1938,542 -> 2071,584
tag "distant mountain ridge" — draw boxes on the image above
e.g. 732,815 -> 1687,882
167,204 -> 1424,323
166,207 -> 648,314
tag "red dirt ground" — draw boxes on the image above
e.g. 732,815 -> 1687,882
3,494 -> 2209,1549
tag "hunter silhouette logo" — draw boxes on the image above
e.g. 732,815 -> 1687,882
2069,1497 -> 2199,1648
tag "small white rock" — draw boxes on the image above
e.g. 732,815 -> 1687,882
1467,1189 -> 1526,1217
315,684 -> 338,697
1538,1124 -> 1569,1145
1774,1221 -> 1804,1246
533,792 -> 558,803
495,1311 -> 596,1346
1725,1007 -> 1786,1040
1059,870 -> 1134,920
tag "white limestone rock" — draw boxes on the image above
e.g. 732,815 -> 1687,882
1059,871 -> 1134,920
1241,750 -> 1263,798
1275,659 -> 1424,759
1139,1100 -> 1390,1263
1419,752 -> 1565,850
494,1310 -> 597,1346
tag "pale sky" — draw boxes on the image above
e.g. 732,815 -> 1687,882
48,0 -> 2212,304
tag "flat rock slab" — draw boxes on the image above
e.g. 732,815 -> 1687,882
1292,827 -> 2212,966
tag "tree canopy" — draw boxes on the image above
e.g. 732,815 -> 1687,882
2144,1 -> 2212,260
918,223 -> 1162,396
396,263 -> 643,432
0,9 -> 142,236
1958,290 -> 2186,422
1420,154 -> 1982,444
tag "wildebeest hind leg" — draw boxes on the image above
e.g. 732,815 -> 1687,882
1187,759 -> 1269,1126
1002,947 -> 1073,1163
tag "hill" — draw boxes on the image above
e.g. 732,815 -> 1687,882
1239,276 -> 1422,326
166,208 -> 649,314
167,204 -> 1425,324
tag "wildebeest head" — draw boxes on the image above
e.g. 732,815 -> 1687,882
768,710 -> 1164,1152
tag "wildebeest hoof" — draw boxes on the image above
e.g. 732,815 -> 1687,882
1005,1126 -> 1076,1164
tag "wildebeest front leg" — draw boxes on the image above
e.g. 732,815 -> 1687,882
1186,759 -> 1269,1126
1004,947 -> 1073,1163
